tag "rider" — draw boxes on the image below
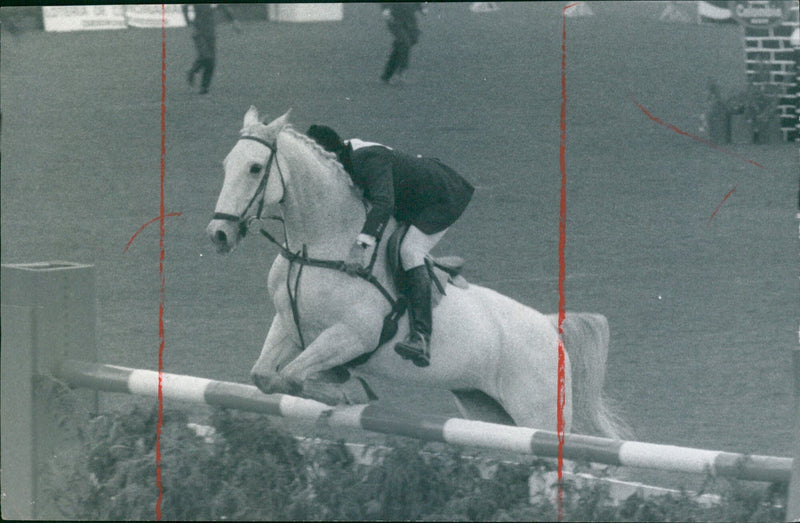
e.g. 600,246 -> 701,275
307,124 -> 474,367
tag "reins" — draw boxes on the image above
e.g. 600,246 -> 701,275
257,223 -> 395,304
214,133 -> 405,355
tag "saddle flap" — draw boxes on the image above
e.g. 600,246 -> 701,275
385,225 -> 469,299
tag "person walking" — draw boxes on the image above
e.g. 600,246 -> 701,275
183,4 -> 240,94
306,124 -> 474,367
380,3 -> 425,84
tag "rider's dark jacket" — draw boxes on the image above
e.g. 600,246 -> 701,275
340,139 -> 474,243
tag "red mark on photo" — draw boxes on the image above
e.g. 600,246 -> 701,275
557,4 -> 576,521
631,95 -> 764,169
156,5 -> 167,520
707,186 -> 736,226
123,213 -> 182,253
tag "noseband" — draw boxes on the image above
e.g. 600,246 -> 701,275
212,135 -> 286,237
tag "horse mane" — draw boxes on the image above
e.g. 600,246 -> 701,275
239,122 -> 354,190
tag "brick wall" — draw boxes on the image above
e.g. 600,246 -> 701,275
743,2 -> 800,141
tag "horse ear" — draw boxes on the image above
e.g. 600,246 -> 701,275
269,109 -> 292,127
244,106 -> 260,127
264,109 -> 292,129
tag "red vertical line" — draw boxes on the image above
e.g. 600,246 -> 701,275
155,4 -> 167,521
557,4 -> 575,521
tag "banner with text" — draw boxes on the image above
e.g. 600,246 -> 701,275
42,6 -> 126,32
42,5 -> 186,32
124,5 -> 186,29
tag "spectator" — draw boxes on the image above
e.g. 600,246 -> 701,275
183,4 -> 241,94
380,3 -> 425,84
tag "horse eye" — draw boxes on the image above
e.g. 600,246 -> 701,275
249,164 -> 262,175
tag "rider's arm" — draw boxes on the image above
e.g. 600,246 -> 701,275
351,149 -> 395,246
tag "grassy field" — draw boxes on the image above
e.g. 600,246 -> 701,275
2,2 -> 797,492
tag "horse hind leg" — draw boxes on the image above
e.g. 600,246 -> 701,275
451,389 -> 516,425
451,389 -> 560,431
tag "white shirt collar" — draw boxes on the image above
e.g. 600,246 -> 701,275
346,138 -> 392,151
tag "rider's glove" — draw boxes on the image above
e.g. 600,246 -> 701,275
344,241 -> 368,276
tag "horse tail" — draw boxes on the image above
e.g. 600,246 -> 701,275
550,312 -> 632,440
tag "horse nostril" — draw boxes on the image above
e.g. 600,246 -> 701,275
215,230 -> 227,244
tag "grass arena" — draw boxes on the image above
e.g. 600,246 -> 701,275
2,2 -> 798,520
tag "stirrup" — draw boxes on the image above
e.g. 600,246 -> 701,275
394,333 -> 430,367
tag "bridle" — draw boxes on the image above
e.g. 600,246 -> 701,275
212,135 -> 286,238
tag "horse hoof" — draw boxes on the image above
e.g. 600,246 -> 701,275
252,372 -> 301,396
301,381 -> 341,406
252,374 -> 270,394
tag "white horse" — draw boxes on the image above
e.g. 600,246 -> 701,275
207,108 -> 628,437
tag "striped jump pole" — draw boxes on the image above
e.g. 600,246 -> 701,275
58,359 -> 793,484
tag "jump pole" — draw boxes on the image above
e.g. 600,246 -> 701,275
57,358 -> 793,484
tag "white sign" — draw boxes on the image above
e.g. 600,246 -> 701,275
42,5 -> 126,32
42,4 -> 186,32
268,3 -> 343,23
729,0 -> 789,28
124,5 -> 186,29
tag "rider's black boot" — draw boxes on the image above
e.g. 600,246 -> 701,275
394,266 -> 432,367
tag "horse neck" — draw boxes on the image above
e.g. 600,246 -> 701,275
280,160 -> 365,257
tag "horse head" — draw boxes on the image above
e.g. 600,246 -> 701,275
207,107 -> 364,256
206,107 -> 293,253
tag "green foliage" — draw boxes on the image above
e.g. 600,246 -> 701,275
46,404 -> 788,521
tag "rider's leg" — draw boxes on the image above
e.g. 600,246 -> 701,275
381,41 -> 402,82
199,58 -> 215,94
197,36 -> 216,94
394,265 -> 432,365
394,226 -> 446,367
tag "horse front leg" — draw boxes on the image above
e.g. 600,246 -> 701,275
278,322 -> 378,406
250,314 -> 303,395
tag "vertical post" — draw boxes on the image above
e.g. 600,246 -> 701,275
1,304 -> 38,519
0,262 -> 97,520
788,342 -> 800,522
789,208 -> 800,523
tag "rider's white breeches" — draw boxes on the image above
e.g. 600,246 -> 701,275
400,225 -> 447,271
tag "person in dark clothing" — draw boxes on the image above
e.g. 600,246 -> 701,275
380,3 -> 425,84
183,4 -> 239,94
307,124 -> 474,368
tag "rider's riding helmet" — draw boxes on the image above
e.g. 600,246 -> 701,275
307,125 -> 345,154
